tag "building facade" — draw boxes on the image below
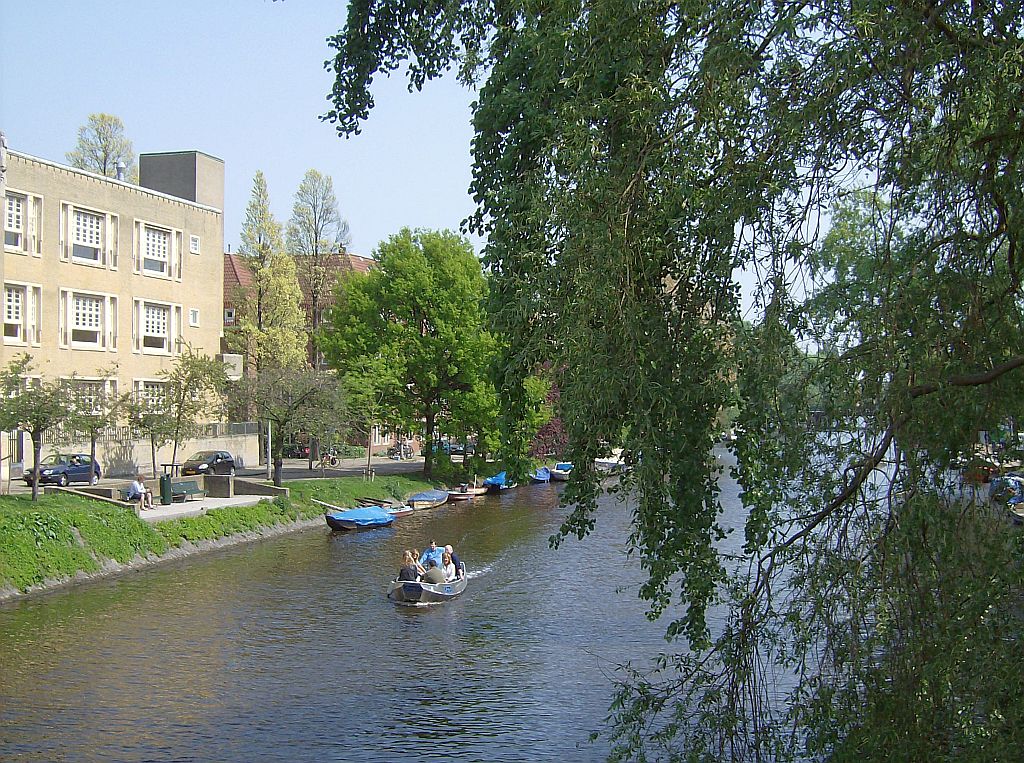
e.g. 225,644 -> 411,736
0,140 -> 249,477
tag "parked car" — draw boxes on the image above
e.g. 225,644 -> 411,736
449,441 -> 476,456
181,450 -> 236,476
283,442 -> 310,459
24,453 -> 101,486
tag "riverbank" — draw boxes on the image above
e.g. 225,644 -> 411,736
0,474 -> 435,604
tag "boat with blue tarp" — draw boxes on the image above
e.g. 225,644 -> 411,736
406,489 -> 450,510
550,463 -> 573,481
483,471 -> 517,493
317,501 -> 395,531
530,466 -> 551,483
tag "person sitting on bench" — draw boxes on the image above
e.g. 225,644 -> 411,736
127,475 -> 154,510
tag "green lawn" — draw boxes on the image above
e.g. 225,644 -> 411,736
0,475 -> 437,595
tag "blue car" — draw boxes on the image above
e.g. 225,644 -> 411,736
24,453 -> 102,486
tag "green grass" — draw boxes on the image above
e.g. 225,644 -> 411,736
0,475 -> 437,594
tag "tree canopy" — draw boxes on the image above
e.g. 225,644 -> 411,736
229,171 -> 307,372
320,228 -> 496,478
66,113 -> 138,182
325,1 -> 1024,758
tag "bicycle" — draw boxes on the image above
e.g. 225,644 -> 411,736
316,453 -> 340,469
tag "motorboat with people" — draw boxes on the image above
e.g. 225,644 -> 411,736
387,565 -> 467,604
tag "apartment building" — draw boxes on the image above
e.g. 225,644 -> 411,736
0,138 -> 235,476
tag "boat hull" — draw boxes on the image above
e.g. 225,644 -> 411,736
387,575 -> 467,604
550,463 -> 573,481
325,514 -> 394,531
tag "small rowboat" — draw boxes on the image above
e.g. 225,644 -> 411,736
447,483 -> 488,502
530,466 -> 551,483
550,462 -> 573,481
387,505 -> 414,518
387,566 -> 468,604
407,489 -> 450,511
316,500 -> 395,531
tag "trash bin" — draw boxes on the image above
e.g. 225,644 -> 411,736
159,474 -> 172,505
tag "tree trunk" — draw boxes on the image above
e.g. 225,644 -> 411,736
272,426 -> 284,487
30,431 -> 42,501
424,407 -> 435,478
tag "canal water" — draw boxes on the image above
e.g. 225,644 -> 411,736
0,453 -> 743,762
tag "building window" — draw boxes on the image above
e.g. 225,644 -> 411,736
71,379 -> 116,415
4,286 -> 24,340
143,225 -> 170,275
189,234 -> 201,254
73,208 -> 103,262
135,380 -> 167,412
189,308 -> 200,327
5,194 -> 24,249
134,299 -> 180,354
59,290 -> 116,350
5,191 -> 42,255
134,221 -> 181,279
3,283 -> 41,345
224,307 -> 236,325
61,203 -> 117,267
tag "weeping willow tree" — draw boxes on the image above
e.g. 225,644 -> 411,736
324,1 -> 1024,758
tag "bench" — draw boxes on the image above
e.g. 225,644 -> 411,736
171,480 -> 207,502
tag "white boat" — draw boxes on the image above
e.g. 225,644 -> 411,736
550,462 -> 573,481
447,483 -> 488,502
387,568 -> 467,604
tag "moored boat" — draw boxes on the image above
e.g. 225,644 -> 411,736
447,483 -> 488,501
317,501 -> 395,531
406,488 -> 450,511
550,462 -> 573,481
387,566 -> 468,604
530,466 -> 551,483
483,471 -> 517,494
387,505 -> 414,518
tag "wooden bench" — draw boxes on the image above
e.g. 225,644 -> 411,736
171,480 -> 207,502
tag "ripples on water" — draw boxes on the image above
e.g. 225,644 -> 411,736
0,459 -> 744,762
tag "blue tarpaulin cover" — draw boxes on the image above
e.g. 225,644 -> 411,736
531,466 -> 551,482
407,489 -> 449,503
483,471 -> 507,487
326,505 -> 393,526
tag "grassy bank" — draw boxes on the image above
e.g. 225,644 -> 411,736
0,475 -> 436,597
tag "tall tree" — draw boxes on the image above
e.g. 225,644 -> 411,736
66,113 -> 138,182
0,356 -> 75,501
229,171 -> 307,372
234,367 -> 347,486
286,168 -> 351,368
321,228 -> 496,479
325,1 -> 1024,758
160,345 -> 227,466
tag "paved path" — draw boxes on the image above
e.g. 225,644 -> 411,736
4,455 -> 429,522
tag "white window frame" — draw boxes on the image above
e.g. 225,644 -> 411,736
189,234 -> 201,254
4,189 -> 43,256
60,202 -> 118,268
67,377 -> 117,416
58,289 -> 118,351
223,307 -> 236,326
133,298 -> 181,355
134,219 -> 182,280
189,307 -> 200,327
3,281 -> 42,346
134,379 -> 167,412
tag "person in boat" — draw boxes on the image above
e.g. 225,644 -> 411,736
421,559 -> 446,584
410,549 -> 427,576
398,551 -> 420,582
419,540 -> 444,570
441,552 -> 457,582
444,544 -> 463,579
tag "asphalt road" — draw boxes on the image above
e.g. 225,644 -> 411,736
4,455 -> 427,495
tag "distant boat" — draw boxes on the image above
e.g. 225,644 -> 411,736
483,471 -> 517,494
595,449 -> 627,475
530,466 -> 551,483
316,501 -> 395,531
406,489 -> 450,511
387,565 -> 468,604
550,463 -> 573,481
447,483 -> 488,502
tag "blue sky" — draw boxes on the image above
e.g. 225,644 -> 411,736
0,0 -> 478,258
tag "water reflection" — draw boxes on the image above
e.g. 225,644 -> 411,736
0,469 -> 742,761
